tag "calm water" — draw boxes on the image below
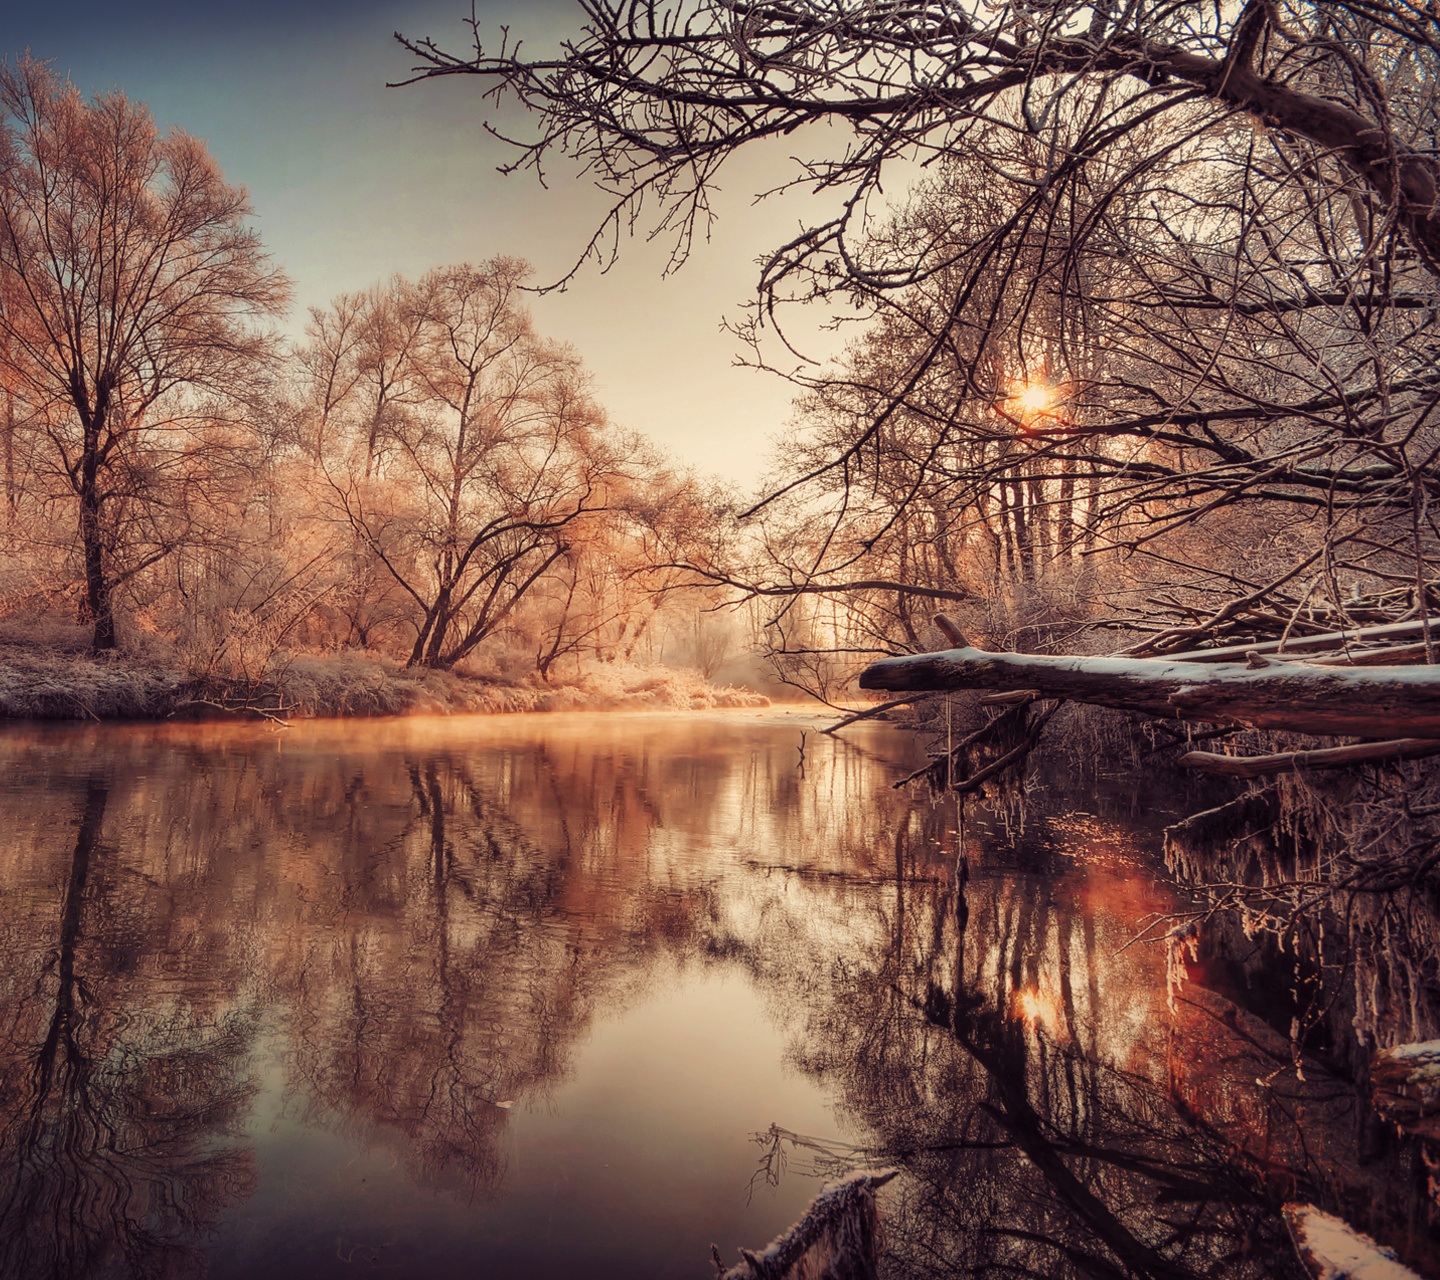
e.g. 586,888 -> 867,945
0,711 -> 1426,1279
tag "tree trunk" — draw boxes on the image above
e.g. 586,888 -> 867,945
78,428 -> 116,652
859,644 -> 1440,738
408,594 -> 445,667
2,383 -> 14,517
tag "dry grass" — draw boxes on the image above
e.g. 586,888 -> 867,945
0,645 -> 186,720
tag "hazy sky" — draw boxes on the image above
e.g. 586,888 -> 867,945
6,0 -> 836,490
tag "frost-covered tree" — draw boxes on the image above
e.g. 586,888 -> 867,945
0,57 -> 288,650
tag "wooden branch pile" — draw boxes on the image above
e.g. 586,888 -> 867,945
1122,582 -> 1440,659
1142,618 -> 1440,668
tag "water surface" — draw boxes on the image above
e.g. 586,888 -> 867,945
0,710 -> 1425,1278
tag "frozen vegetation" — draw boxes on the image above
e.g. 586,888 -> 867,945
0,642 -> 769,722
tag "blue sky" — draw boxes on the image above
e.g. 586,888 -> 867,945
6,0 -> 812,489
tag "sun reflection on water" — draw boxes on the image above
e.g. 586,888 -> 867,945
1011,978 -> 1067,1042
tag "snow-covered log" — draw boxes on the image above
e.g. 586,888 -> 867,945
1371,1041 -> 1440,1141
1282,1203 -> 1424,1280
712,1168 -> 898,1280
858,647 -> 1440,738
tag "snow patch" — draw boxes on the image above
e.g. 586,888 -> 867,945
1283,1204 -> 1422,1280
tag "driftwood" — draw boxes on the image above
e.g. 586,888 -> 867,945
1282,1203 -> 1424,1280
1180,738 -> 1440,777
712,1169 -> 898,1280
858,646 -> 1440,738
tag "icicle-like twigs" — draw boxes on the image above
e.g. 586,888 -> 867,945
1166,921 -> 1201,1014
712,1169 -> 899,1280
1162,789 -> 1278,887
859,645 -> 1440,738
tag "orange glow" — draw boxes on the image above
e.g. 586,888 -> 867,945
1012,980 -> 1067,1040
1013,384 -> 1051,414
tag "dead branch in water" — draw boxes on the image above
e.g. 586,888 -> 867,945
1181,738 -> 1440,777
711,1168 -> 899,1280
894,701 -> 1061,795
822,693 -> 935,736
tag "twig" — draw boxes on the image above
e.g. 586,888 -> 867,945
822,693 -> 935,735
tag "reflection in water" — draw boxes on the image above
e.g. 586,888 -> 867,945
0,779 -> 258,1280
0,713 -> 1430,1278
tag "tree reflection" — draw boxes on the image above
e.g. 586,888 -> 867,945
274,739 -> 734,1199
740,802 -> 1436,1278
0,721 -> 1432,1278
0,781 -> 258,1280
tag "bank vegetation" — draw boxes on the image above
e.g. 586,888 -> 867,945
0,57 -> 777,718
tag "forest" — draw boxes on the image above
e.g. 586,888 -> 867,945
6,5 -> 1440,729
0,56 -> 756,718
3,3 -> 1440,1273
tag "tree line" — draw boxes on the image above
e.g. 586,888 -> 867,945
0,56 -> 740,683
10,0 -> 1440,702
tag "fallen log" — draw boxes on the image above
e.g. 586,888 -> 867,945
1180,738 -> 1440,777
858,646 -> 1440,738
1371,1040 -> 1440,1142
1163,789 -> 1278,847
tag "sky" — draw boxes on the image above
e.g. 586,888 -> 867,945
3,0 -> 839,491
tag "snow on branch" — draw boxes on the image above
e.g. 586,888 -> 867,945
859,646 -> 1440,739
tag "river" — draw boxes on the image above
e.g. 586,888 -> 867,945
0,710 -> 1429,1278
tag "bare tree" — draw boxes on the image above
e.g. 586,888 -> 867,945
0,57 -> 288,651
394,2 -> 1440,291
391,3 -> 1440,666
530,463 -> 710,679
311,263 -> 637,669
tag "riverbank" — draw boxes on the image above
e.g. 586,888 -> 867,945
0,644 -> 771,721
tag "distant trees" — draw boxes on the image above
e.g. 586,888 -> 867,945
0,57 -> 288,651
302,263 -> 706,671
0,60 -> 754,687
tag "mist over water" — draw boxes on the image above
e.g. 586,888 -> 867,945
0,712 -> 1426,1278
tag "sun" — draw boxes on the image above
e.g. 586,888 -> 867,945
1013,384 -> 1051,414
